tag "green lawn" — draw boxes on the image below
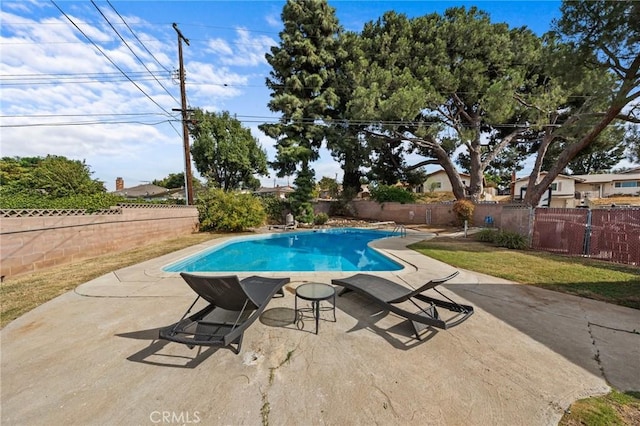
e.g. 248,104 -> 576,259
409,238 -> 640,310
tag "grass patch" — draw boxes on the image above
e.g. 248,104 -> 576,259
559,390 -> 640,426
0,232 -> 225,328
409,238 -> 640,309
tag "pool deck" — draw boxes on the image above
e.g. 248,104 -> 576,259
1,230 -> 639,425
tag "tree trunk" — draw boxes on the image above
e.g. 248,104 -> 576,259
467,134 -> 484,203
523,105 -> 625,206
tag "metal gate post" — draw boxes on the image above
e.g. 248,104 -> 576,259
527,207 -> 535,248
582,209 -> 592,256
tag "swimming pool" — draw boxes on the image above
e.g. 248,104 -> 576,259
164,228 -> 403,272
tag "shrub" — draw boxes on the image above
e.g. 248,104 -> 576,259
295,202 -> 315,224
198,188 -> 266,232
453,199 -> 474,225
260,195 -> 290,224
314,212 -> 329,225
495,230 -> 528,250
475,229 -> 499,243
0,192 -> 128,211
370,184 -> 416,203
475,229 -> 528,250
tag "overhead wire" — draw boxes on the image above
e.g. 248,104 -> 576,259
1,112 -> 173,118
1,70 -> 169,78
49,0 -> 181,136
48,2 -> 171,116
90,0 -> 179,105
1,119 -> 177,128
106,0 -> 173,74
3,9 -> 628,132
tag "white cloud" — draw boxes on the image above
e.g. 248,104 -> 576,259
1,2 -> 344,191
185,62 -> 247,101
0,6 -> 252,190
1,1 -> 36,13
205,26 -> 276,67
265,13 -> 281,29
206,38 -> 233,56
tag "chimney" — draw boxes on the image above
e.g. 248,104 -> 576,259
116,177 -> 124,191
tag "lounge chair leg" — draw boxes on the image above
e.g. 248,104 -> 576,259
411,321 -> 430,340
338,287 -> 352,296
232,334 -> 244,354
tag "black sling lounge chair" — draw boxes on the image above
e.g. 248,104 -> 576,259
331,272 -> 473,340
159,273 -> 289,354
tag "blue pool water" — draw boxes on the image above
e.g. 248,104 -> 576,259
164,228 -> 403,272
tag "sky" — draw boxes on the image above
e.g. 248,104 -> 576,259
1,0 -> 567,191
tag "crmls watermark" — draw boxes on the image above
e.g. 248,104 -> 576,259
149,411 -> 201,424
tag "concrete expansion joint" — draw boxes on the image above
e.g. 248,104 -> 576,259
260,348 -> 297,426
586,321 -> 608,385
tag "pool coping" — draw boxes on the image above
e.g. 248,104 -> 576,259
3,228 -> 639,425
161,228 -> 412,275
74,229 -> 448,298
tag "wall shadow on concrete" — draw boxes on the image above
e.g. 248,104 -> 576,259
445,282 -> 640,390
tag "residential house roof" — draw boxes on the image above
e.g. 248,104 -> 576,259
514,172 -> 640,184
112,183 -> 178,199
255,185 -> 295,196
573,173 -> 640,183
425,169 -> 471,178
513,172 -> 585,183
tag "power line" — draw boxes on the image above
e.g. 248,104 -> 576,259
0,77 -> 172,86
91,0 -> 179,105
0,70 -> 173,86
0,71 -> 170,78
106,0 -> 173,74
0,69 -> 604,102
2,20 -> 281,36
49,0 -> 182,138
0,119 -> 178,128
1,112 -> 174,118
1,109 -> 621,130
50,0 -> 174,117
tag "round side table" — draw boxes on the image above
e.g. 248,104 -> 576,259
295,283 -> 336,334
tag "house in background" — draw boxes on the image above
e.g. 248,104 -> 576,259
414,169 -> 497,201
513,173 -> 581,208
573,173 -> 640,199
112,177 -> 184,201
513,172 -> 640,208
254,185 -> 295,199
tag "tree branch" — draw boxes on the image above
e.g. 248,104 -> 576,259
600,43 -> 628,76
451,92 -> 475,124
480,127 -> 526,170
405,159 -> 440,171
513,93 -> 548,115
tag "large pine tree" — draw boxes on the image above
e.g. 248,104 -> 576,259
259,0 -> 343,222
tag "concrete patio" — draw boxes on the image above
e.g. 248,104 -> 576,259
1,232 -> 639,425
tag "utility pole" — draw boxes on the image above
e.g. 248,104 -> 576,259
173,23 -> 194,205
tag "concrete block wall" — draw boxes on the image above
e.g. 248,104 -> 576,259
349,200 -> 459,226
339,200 -> 529,232
501,206 -> 534,237
0,206 -> 199,279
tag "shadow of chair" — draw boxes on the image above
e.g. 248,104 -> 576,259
158,273 -> 289,354
332,271 -> 473,341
